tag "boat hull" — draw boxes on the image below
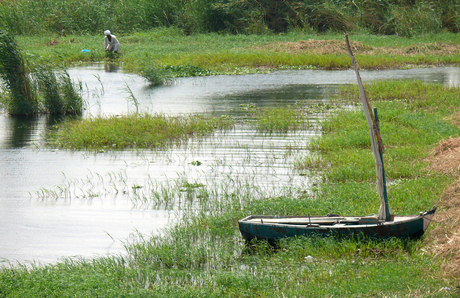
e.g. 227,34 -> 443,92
238,208 -> 436,242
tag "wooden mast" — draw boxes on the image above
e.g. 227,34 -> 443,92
344,32 -> 390,221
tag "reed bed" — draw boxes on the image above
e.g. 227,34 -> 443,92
1,0 -> 459,36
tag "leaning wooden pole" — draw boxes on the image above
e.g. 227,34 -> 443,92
344,32 -> 390,221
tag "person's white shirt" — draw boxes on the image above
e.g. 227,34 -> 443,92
104,30 -> 120,53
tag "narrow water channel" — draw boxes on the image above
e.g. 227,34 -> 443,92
1,66 -> 460,266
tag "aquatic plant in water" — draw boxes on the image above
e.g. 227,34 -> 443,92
35,66 -> 64,114
34,66 -> 84,115
48,113 -> 235,150
0,31 -> 83,115
0,30 -> 37,115
59,71 -> 83,114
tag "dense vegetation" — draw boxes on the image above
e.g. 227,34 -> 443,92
1,0 -> 460,37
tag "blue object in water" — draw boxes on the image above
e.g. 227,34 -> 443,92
81,49 -> 90,53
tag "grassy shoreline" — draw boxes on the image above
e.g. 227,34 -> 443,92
14,30 -> 460,76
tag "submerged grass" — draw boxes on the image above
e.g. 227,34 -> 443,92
250,104 -> 309,133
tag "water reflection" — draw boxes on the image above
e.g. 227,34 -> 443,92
0,114 -> 78,149
104,63 -> 121,73
0,115 -> 40,148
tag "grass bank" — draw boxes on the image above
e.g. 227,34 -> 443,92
47,113 -> 235,150
1,80 -> 460,296
13,29 -> 460,77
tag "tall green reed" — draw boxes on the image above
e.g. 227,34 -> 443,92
59,71 -> 83,114
0,30 -> 83,115
35,66 -> 64,114
33,67 -> 84,115
0,30 -> 37,115
1,0 -> 459,36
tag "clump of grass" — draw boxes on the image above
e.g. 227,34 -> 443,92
47,113 -> 235,150
140,64 -> 212,86
140,65 -> 170,85
0,30 -> 37,115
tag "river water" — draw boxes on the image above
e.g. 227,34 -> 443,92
1,65 -> 459,266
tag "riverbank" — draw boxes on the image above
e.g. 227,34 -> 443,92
15,29 -> 460,75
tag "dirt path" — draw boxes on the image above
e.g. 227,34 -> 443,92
256,39 -> 460,56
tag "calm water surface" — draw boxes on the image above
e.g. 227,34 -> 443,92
1,66 -> 460,266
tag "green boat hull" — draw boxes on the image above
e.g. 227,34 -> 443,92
238,207 -> 436,242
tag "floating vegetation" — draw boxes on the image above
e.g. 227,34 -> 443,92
164,65 -> 214,77
251,105 -> 309,133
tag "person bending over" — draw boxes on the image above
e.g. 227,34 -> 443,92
104,30 -> 120,53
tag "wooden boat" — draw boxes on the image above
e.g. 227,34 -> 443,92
238,33 -> 437,242
239,208 -> 437,242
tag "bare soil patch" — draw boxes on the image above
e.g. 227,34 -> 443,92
255,39 -> 460,56
426,136 -> 460,278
